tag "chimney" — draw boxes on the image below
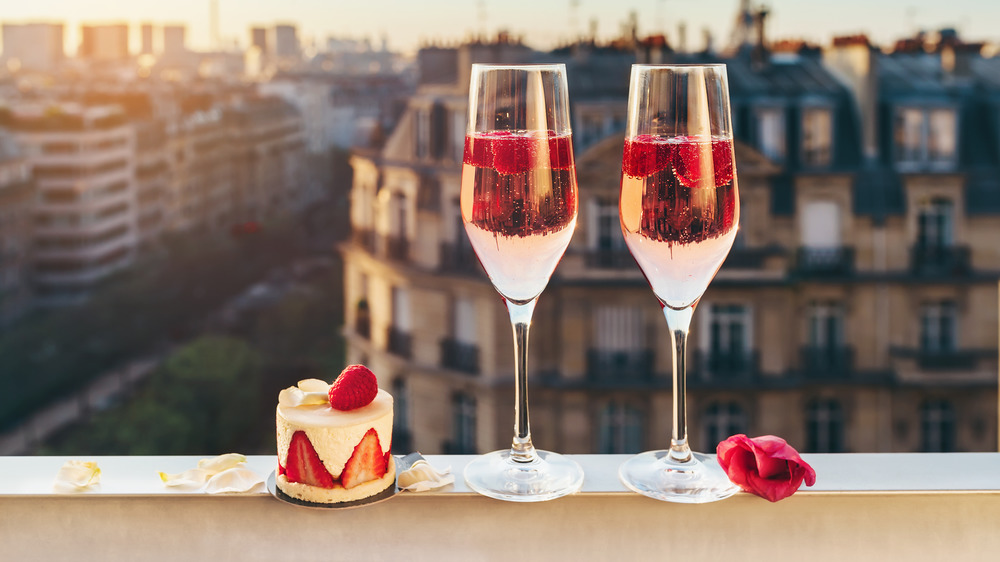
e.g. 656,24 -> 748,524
824,35 -> 878,163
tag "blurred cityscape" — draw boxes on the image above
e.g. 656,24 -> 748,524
1,1 -> 998,456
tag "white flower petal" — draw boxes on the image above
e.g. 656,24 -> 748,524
278,381 -> 330,408
197,453 -> 246,473
398,460 -> 454,492
53,460 -> 101,492
297,379 -> 330,393
159,468 -> 213,487
203,467 -> 265,494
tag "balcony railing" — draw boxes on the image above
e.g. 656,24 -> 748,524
384,235 -> 409,262
440,339 -> 480,375
3,454 -> 1000,560
722,247 -> 775,270
352,228 -> 375,253
386,326 -> 412,358
890,347 -> 990,371
584,248 -> 634,270
690,350 -> 759,385
800,345 -> 855,380
586,349 -> 654,383
794,247 -> 855,277
911,244 -> 971,276
438,242 -> 481,275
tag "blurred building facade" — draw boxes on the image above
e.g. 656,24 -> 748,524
2,104 -> 138,305
0,131 -> 34,326
79,24 -> 129,61
344,29 -> 1000,456
0,23 -> 65,72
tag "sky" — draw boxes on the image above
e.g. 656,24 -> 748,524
2,0 -> 999,55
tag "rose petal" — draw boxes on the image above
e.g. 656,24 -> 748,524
159,468 -> 213,488
716,434 -> 816,502
53,460 -> 101,492
160,454 -> 262,493
297,379 -> 330,393
197,453 -> 246,473
278,380 -> 330,407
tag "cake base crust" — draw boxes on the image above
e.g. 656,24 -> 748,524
276,457 -> 396,504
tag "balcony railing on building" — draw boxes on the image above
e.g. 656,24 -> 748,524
384,235 -> 409,262
438,241 -> 481,275
794,247 -> 855,277
690,350 -> 760,385
352,228 -> 375,253
721,246 -> 775,270
910,244 -> 971,276
586,349 -> 654,383
801,345 -> 855,380
889,346 -> 990,371
386,326 -> 412,358
440,339 -> 480,375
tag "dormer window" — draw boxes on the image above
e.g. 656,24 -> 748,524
895,107 -> 957,170
414,108 -> 429,160
755,106 -> 786,162
801,107 -> 832,168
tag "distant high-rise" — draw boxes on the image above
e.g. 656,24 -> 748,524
270,24 -> 300,58
251,27 -> 268,52
163,24 -> 187,56
1,23 -> 65,71
79,23 -> 129,60
140,23 -> 154,55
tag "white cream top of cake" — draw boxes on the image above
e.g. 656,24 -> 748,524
276,387 -> 393,479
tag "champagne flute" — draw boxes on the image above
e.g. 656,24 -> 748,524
618,64 -> 741,503
460,63 -> 583,502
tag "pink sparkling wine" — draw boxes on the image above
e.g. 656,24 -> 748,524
461,131 -> 578,302
620,135 -> 739,309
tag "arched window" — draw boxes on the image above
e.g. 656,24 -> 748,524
597,402 -> 643,454
921,399 -> 956,452
806,398 -> 844,453
701,401 -> 747,452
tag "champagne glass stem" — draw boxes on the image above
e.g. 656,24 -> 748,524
507,298 -> 538,463
663,305 -> 695,463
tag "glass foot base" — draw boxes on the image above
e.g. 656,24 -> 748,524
619,450 -> 739,504
464,449 -> 584,502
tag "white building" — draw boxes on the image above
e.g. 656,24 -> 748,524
5,104 -> 138,305
1,23 -> 65,71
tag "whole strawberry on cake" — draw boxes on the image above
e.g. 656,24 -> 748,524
276,365 -> 395,504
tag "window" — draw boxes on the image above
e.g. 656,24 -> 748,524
391,286 -> 411,333
801,107 -> 832,167
920,399 -> 955,452
702,401 -> 747,451
392,192 -> 408,238
451,109 -> 465,162
414,108 -> 428,159
598,401 -> 643,454
806,398 -> 844,453
800,201 -> 840,249
451,392 -> 477,454
895,107 -> 957,169
586,197 -> 628,268
920,301 -> 956,353
453,297 -> 477,345
916,198 -> 953,249
808,301 -> 843,350
706,304 -> 750,357
391,378 -> 411,452
593,306 -> 644,353
756,107 -> 785,162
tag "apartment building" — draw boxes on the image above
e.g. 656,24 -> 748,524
1,104 -> 138,306
165,108 -> 234,233
0,132 -> 34,326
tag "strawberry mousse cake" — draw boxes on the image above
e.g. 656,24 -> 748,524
276,365 -> 395,504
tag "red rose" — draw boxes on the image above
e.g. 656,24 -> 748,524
716,434 -> 816,502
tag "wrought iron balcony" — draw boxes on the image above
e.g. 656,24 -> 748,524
690,350 -> 759,385
386,326 -> 412,358
794,247 -> 855,277
352,228 -> 375,253
800,345 -> 854,380
438,241 -> 481,275
910,244 -> 971,276
584,248 -> 634,270
890,347 -> 987,371
384,235 -> 409,262
440,339 -> 480,375
586,349 -> 654,382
